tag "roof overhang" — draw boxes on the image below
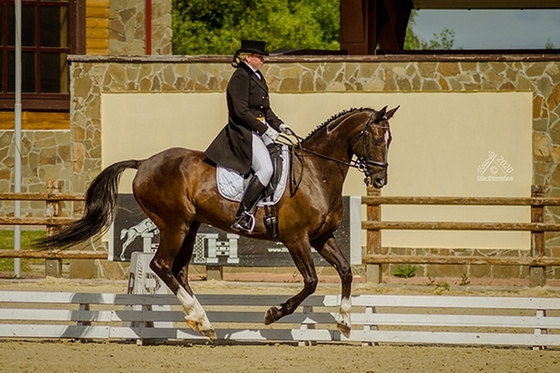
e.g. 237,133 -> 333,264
412,0 -> 560,9
341,0 -> 560,55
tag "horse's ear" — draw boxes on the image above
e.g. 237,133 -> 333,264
374,106 -> 387,123
385,105 -> 400,120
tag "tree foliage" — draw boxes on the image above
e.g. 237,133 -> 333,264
172,3 -> 455,55
404,10 -> 456,50
172,0 -> 340,55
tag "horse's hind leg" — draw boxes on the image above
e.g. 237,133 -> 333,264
173,221 -> 200,294
312,234 -> 353,338
150,225 -> 215,340
264,239 -> 318,325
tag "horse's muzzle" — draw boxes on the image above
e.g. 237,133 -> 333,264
372,177 -> 387,189
367,171 -> 387,189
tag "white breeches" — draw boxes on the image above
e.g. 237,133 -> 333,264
251,132 -> 274,185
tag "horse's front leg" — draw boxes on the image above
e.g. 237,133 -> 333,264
264,240 -> 318,325
150,227 -> 216,340
312,234 -> 353,338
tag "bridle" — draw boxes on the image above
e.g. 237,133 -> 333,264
280,109 -> 391,193
351,111 -> 392,183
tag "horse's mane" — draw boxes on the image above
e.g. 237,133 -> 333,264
304,107 -> 374,140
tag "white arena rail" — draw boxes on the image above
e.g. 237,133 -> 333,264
0,291 -> 559,348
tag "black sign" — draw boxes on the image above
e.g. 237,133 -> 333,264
111,194 -> 350,267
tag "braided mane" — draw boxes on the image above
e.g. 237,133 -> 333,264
304,107 -> 373,140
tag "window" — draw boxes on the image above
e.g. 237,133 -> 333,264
0,0 -> 83,111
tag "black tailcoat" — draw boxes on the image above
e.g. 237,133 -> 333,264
205,63 -> 283,175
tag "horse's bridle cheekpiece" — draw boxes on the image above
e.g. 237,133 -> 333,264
351,110 -> 391,185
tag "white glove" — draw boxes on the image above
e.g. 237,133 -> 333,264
279,123 -> 291,134
264,127 -> 280,141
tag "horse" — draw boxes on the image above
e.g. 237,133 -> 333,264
39,105 -> 398,340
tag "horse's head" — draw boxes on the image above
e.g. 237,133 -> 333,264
352,106 -> 399,188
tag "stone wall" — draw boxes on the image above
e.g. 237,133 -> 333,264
109,0 -> 172,56
0,130 -> 73,213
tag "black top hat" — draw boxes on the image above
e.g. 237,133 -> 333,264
235,40 -> 269,56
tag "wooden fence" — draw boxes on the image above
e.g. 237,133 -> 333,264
0,290 -> 559,348
0,181 -> 106,277
362,185 -> 560,286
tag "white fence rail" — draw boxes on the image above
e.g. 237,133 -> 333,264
0,291 -> 559,347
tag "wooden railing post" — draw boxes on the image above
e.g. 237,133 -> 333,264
45,180 -> 62,277
365,186 -> 382,283
530,185 -> 545,287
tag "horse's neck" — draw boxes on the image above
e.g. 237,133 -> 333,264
303,117 -> 357,164
301,116 -> 358,193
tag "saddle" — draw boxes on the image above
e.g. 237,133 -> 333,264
216,144 -> 289,237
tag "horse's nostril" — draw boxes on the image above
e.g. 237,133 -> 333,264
373,178 -> 386,188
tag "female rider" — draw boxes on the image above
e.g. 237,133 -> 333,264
205,40 -> 290,234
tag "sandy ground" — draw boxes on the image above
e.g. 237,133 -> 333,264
0,278 -> 559,373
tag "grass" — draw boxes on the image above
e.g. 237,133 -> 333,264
0,229 -> 46,273
392,264 -> 417,279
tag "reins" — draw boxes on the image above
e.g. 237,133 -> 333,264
277,129 -> 305,196
277,110 -> 390,194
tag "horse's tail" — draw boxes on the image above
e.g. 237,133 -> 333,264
36,160 -> 142,248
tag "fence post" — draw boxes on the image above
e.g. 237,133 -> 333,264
530,185 -> 545,287
206,265 -> 223,281
365,186 -> 382,283
45,180 -> 62,277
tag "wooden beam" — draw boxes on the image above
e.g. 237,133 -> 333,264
0,250 -> 108,259
376,0 -> 413,51
340,0 -> 368,54
362,196 -> 560,206
0,217 -> 77,226
0,192 -> 83,201
362,221 -> 560,231
362,255 -> 560,266
412,0 -> 560,10
340,0 -> 414,54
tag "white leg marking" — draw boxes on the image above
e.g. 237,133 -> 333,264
177,287 -> 213,332
340,297 -> 352,313
339,297 -> 352,327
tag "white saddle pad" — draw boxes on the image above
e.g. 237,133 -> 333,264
217,145 -> 289,206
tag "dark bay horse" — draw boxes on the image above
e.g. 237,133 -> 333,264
40,105 -> 398,340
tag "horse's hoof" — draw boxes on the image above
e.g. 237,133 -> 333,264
264,306 -> 280,325
200,327 -> 218,341
185,318 -> 217,341
337,322 -> 351,338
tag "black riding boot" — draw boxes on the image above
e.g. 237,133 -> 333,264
231,175 -> 266,234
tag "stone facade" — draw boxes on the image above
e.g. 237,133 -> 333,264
109,0 -> 172,56
0,130 -> 73,215
380,247 -> 532,283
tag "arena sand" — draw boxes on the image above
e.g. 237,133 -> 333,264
0,277 -> 558,373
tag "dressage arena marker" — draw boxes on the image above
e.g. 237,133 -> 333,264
0,290 -> 559,348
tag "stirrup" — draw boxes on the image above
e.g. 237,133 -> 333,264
231,211 -> 256,233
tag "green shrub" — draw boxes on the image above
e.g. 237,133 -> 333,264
393,265 -> 417,278
0,230 -> 46,273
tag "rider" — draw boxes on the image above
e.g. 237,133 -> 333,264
205,40 -> 291,234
